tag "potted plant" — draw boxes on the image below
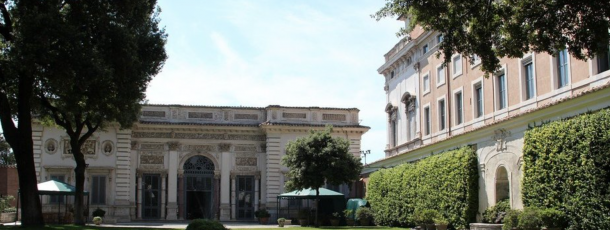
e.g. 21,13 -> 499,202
343,209 -> 355,226
92,216 -> 103,225
434,216 -> 449,230
298,208 -> 310,227
92,208 -> 106,218
330,212 -> 341,226
254,209 -> 271,225
277,218 -> 286,227
356,207 -> 373,226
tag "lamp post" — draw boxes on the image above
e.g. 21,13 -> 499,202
360,150 -> 371,165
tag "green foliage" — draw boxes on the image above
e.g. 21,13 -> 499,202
255,209 -> 270,218
482,199 -> 510,224
517,207 -> 543,229
413,209 -> 439,225
282,126 -> 363,193
92,216 -> 102,223
502,209 -> 521,230
373,0 -> 610,74
356,207 -> 373,221
92,208 -> 106,218
186,219 -> 228,230
540,208 -> 568,229
366,147 -> 478,229
0,195 -> 15,212
522,108 -> 610,229
0,135 -> 16,165
343,209 -> 354,220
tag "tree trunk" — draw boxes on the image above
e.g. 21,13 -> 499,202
0,74 -> 45,226
71,138 -> 87,225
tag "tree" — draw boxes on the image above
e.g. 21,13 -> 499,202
282,126 -> 363,227
373,0 -> 610,74
0,134 -> 16,165
0,0 -> 46,225
14,0 -> 167,225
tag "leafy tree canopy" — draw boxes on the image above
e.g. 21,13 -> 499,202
282,125 -> 363,192
373,0 -> 610,73
0,134 -> 15,165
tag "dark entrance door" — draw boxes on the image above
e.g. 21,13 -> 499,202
236,176 -> 254,219
142,174 -> 161,219
183,155 -> 215,220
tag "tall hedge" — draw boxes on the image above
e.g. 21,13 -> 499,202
522,108 -> 610,230
367,147 -> 478,229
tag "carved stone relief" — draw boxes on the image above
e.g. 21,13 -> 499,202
234,145 -> 257,152
132,132 -> 266,141
493,129 -> 511,152
236,157 -> 257,166
45,139 -> 58,155
63,139 -> 96,155
101,141 -> 114,156
236,152 -> 257,158
172,110 -> 186,119
188,112 -> 213,119
283,112 -> 306,119
140,151 -> 164,164
234,114 -> 258,120
167,141 -> 181,151
322,114 -> 346,121
140,143 -> 164,150
131,141 -> 139,150
142,111 -> 165,118
272,111 -> 277,119
185,145 -> 215,152
224,111 -> 229,121
218,143 -> 231,152
236,166 -> 257,172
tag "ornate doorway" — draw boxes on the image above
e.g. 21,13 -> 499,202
142,174 -> 161,219
183,155 -> 215,219
236,176 -> 255,219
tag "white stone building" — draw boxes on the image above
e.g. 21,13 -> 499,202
34,104 -> 369,222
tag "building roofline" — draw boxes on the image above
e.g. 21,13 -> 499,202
143,104 -> 359,111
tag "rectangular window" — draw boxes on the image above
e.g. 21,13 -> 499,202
524,61 -> 535,100
472,54 -> 481,66
91,175 -> 106,205
438,99 -> 446,131
557,49 -> 568,88
408,110 -> 416,140
423,44 -> 429,54
424,107 -> 430,135
50,175 -> 65,204
455,92 -> 463,125
423,74 -> 430,93
452,55 -> 463,77
437,66 -> 445,86
475,83 -> 483,118
436,34 -> 443,43
497,74 -> 507,110
597,45 -> 610,74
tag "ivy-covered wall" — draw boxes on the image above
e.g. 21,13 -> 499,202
522,108 -> 610,230
366,147 -> 478,229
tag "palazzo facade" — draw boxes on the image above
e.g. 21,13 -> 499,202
362,15 -> 610,220
33,105 -> 369,222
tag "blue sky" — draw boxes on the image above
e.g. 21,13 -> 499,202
146,0 -> 403,163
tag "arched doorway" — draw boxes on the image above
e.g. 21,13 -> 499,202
495,166 -> 510,203
183,155 -> 215,219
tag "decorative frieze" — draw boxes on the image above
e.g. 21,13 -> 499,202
185,145 -> 215,152
234,145 -> 257,152
283,112 -> 306,119
140,143 -> 165,150
188,112 -> 214,119
322,113 -> 346,121
167,141 -> 181,151
218,143 -> 231,152
132,132 -> 266,141
235,166 -> 258,172
142,111 -> 166,118
235,152 -> 257,158
236,157 -> 257,166
140,151 -> 164,164
234,114 -> 258,120
63,139 -> 96,155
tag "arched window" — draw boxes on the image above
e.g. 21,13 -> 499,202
495,166 -> 510,202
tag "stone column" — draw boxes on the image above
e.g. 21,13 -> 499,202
160,172 -> 166,219
254,173 -> 260,213
214,173 -> 221,220
177,173 -> 184,220
136,172 -> 143,219
230,174 -> 236,220
219,144 -> 232,221
166,142 -> 179,220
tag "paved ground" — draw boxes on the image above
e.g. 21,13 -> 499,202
1,221 -> 295,229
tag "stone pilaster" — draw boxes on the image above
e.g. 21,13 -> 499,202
114,129 -> 133,222
265,135 -> 282,210
166,146 -> 179,220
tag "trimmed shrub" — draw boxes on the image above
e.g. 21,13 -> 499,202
367,147 -> 478,229
502,209 -> 521,230
413,209 -> 439,225
522,108 -> 610,229
186,219 -> 228,230
540,208 -> 568,229
517,207 -> 542,230
482,199 -> 510,224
